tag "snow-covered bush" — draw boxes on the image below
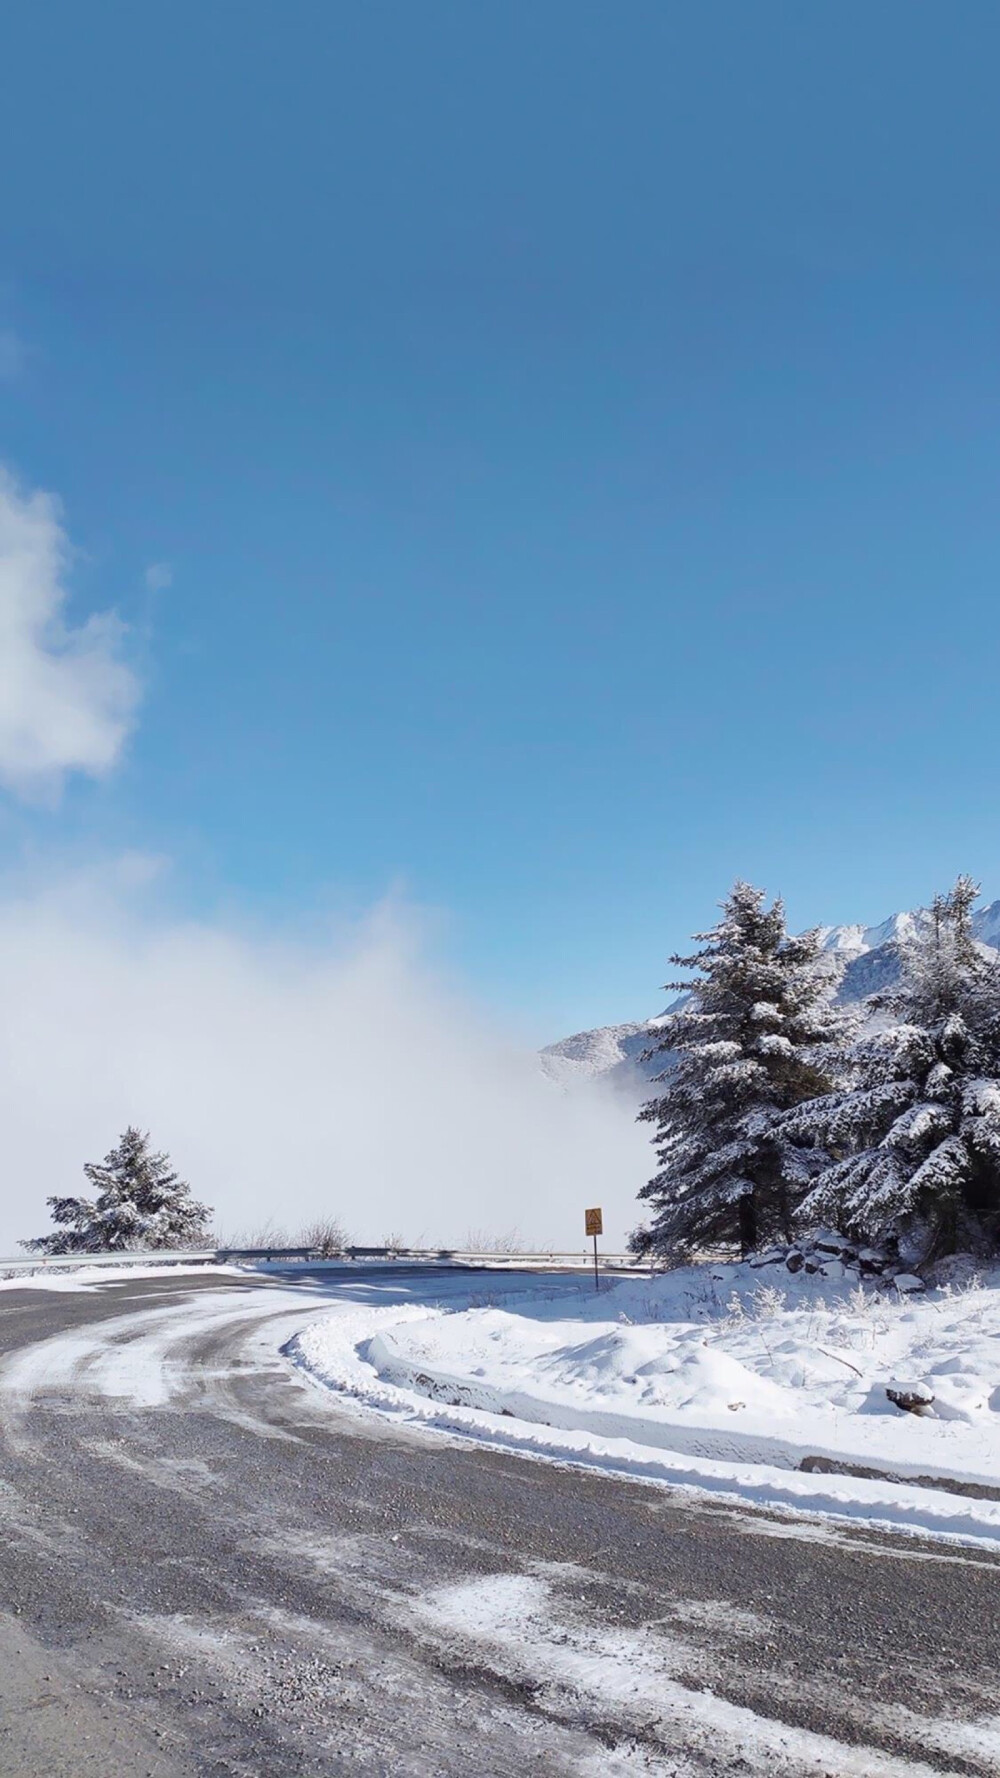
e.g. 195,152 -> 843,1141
749,1282 -> 787,1319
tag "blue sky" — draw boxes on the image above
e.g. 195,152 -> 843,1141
3,2 -> 1000,1038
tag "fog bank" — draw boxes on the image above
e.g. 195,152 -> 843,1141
0,866 -> 647,1256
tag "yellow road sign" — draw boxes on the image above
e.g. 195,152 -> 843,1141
585,1207 -> 603,1237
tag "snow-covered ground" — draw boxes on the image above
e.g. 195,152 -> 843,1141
293,1258 -> 1000,1550
0,1260 -> 243,1292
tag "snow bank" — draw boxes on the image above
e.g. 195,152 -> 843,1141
292,1261 -> 1000,1548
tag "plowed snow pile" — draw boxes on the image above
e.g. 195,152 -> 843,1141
293,1258 -> 1000,1545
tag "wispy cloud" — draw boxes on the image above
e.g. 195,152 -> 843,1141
144,561 -> 173,593
0,469 -> 141,800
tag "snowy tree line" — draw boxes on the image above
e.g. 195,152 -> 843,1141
634,876 -> 1000,1267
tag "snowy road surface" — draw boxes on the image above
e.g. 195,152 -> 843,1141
1,1268 -> 999,1776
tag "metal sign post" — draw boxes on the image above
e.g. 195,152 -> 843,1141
584,1207 -> 603,1291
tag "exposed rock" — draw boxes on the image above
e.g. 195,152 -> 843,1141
749,1245 -> 786,1269
894,1273 -> 926,1295
858,1247 -> 887,1274
886,1379 -> 934,1415
785,1250 -> 804,1274
814,1231 -> 854,1257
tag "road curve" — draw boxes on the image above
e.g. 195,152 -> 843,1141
0,1267 -> 998,1777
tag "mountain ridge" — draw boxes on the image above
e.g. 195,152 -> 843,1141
541,898 -> 1000,1097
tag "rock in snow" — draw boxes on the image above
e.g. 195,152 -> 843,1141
742,1235 -> 898,1282
814,1231 -> 856,1257
886,1380 -> 935,1415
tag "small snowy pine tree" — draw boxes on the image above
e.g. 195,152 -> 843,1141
22,1127 -> 212,1254
635,883 -> 848,1259
786,877 -> 1000,1260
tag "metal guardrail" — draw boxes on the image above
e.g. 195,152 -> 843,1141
0,1248 -> 220,1272
0,1245 -> 644,1275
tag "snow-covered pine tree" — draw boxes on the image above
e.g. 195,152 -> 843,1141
22,1127 -> 212,1254
787,877 -> 1000,1261
634,882 -> 848,1259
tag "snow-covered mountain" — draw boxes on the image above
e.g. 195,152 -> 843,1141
540,898 -> 1000,1099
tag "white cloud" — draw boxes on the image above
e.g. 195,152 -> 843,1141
144,562 -> 172,592
0,866 -> 647,1256
0,470 -> 141,799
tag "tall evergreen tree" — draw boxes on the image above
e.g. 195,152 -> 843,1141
22,1126 -> 212,1254
787,877 -> 1000,1260
635,882 -> 847,1258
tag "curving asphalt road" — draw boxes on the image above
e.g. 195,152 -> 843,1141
0,1266 -> 999,1777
